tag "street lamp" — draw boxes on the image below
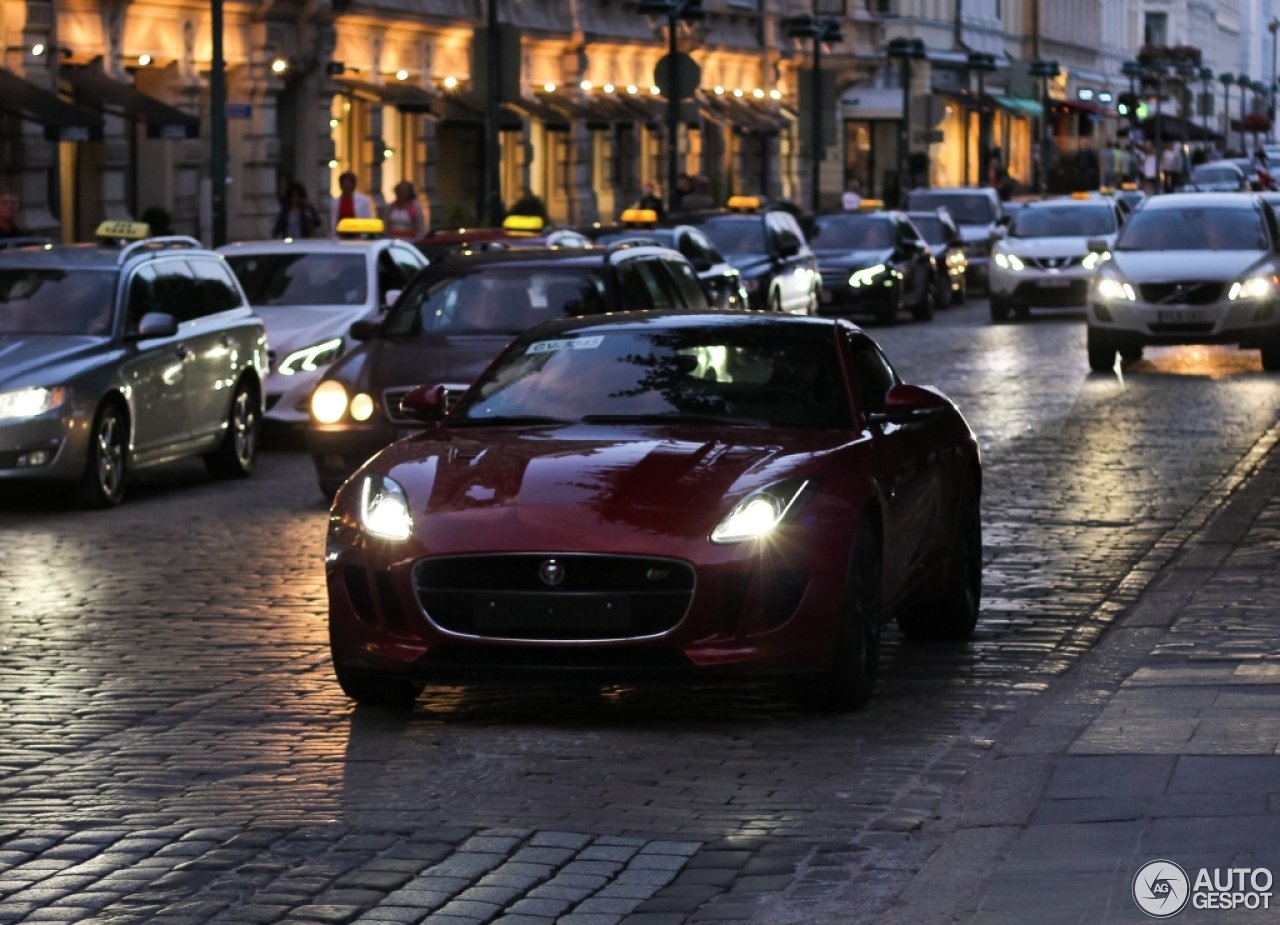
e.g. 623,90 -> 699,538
785,14 -> 844,212
1220,72 -> 1234,150
211,0 -> 227,245
1270,19 -> 1279,143
1030,58 -> 1060,196
968,52 -> 997,188
637,0 -> 706,214
1200,67 -> 1214,142
1144,60 -> 1168,191
887,37 -> 926,206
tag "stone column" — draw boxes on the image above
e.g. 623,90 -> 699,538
420,116 -> 443,228
564,120 -> 599,225
4,0 -> 60,234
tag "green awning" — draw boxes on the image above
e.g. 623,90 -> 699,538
992,96 -> 1044,118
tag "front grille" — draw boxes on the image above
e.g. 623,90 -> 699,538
1138,282 -> 1224,305
383,384 -> 468,425
420,645 -> 692,671
1013,280 -> 1088,305
1026,255 -> 1082,270
415,554 -> 696,641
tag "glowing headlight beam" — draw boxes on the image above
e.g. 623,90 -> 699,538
848,264 -> 887,288
360,474 -> 413,541
0,386 -> 66,421
710,479 -> 810,544
277,338 -> 344,376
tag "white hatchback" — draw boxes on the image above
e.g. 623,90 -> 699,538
220,238 -> 426,423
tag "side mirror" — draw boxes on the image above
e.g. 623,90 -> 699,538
989,227 -> 1006,241
777,238 -> 801,258
1086,238 -> 1109,254
383,289 -> 401,309
691,257 -> 713,272
398,384 -> 448,423
349,319 -> 380,342
866,383 -> 949,424
997,215 -> 1012,227
129,312 -> 178,341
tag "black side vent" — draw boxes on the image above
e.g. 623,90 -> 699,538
375,570 -> 405,629
344,566 -> 376,623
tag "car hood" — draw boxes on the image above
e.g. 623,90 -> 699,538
725,254 -> 772,275
256,304 -> 376,357
0,335 -> 110,391
814,248 -> 894,272
1109,249 -> 1267,281
326,332 -> 518,397
372,425 -> 839,520
956,224 -> 996,244
1001,235 -> 1115,257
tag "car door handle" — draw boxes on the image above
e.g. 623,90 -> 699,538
175,345 -> 192,360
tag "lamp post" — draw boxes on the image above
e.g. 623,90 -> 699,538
1270,19 -> 1279,143
887,37 -> 926,206
1220,73 -> 1234,151
637,0 -> 706,214
1030,58 -> 1059,197
785,14 -> 844,212
1145,60 -> 1167,191
483,0 -> 502,226
1238,72 -> 1252,153
210,0 -> 227,245
1200,67 -> 1214,142
968,52 -> 997,188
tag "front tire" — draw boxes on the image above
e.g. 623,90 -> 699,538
79,400 -> 127,508
1087,328 -> 1117,372
334,661 -> 422,709
796,517 -> 882,711
767,289 -> 783,313
911,284 -> 935,322
205,378 -> 260,479
989,295 -> 1010,322
897,480 -> 981,641
1119,345 -> 1143,362
934,273 -> 953,311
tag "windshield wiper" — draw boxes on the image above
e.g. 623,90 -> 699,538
448,415 -> 572,427
580,413 -> 770,427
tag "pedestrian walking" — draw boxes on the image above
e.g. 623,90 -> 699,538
329,172 -> 373,235
680,176 -> 715,211
1076,140 -> 1099,191
637,182 -> 665,220
271,182 -> 322,239
841,179 -> 862,211
1160,142 -> 1180,193
0,192 -> 28,239
386,181 -> 426,238
1142,142 -> 1158,193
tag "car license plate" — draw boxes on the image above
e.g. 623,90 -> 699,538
1037,277 -> 1071,288
1156,310 -> 1206,325
473,592 -> 631,632
820,289 -> 834,303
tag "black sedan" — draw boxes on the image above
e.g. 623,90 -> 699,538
905,209 -> 967,307
811,211 -> 936,324
594,225 -> 747,309
306,244 -> 708,498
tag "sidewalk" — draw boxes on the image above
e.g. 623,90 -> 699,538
876,427 -> 1280,924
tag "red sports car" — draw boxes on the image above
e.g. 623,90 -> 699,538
325,311 -> 982,710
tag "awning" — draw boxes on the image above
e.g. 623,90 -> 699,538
510,95 -> 571,130
63,67 -> 199,139
431,94 -> 533,131
0,68 -> 102,141
709,96 -> 786,133
1141,112 -> 1222,141
992,95 -> 1043,118
545,93 -> 639,129
336,78 -> 436,114
1052,98 -> 1112,118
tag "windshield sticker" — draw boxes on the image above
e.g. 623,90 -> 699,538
527,336 -> 603,355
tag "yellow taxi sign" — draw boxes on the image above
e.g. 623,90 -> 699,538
1120,182 -> 1139,191
1070,191 -> 1091,200
335,218 -> 385,236
727,195 -> 761,211
857,199 -> 885,211
1098,186 -> 1115,195
95,220 -> 150,241
502,214 -> 545,235
620,208 -> 658,225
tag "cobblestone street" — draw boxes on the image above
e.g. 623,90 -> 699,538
4,303 -> 1280,925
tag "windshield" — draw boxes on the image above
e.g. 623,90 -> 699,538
451,323 -> 851,429
0,269 -> 118,335
1117,207 -> 1268,251
908,217 -> 946,244
697,219 -> 767,256
225,253 -> 368,306
1011,205 -> 1116,238
384,267 -> 606,336
1191,167 -> 1240,185
905,192 -> 995,225
810,217 -> 894,250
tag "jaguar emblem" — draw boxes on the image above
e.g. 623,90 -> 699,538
539,559 -> 565,587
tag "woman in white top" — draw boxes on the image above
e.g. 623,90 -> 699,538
386,181 -> 426,239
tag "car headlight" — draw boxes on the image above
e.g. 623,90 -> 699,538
1228,275 -> 1276,300
0,387 -> 67,421
311,379 -> 349,423
1082,250 -> 1111,270
1096,277 -> 1136,301
710,478 -> 811,544
946,251 -> 967,267
360,473 -> 413,541
277,338 -> 344,376
993,253 -> 1025,271
848,264 -> 887,288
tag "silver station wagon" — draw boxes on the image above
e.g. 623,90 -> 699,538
0,223 -> 267,507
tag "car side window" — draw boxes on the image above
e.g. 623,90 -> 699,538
897,219 -> 921,244
662,260 -> 709,310
125,264 -> 160,332
150,259 -> 201,324
188,258 -> 244,316
848,334 -> 898,417
376,251 -> 407,303
390,245 -> 425,283
677,232 -> 712,267
616,258 -> 679,310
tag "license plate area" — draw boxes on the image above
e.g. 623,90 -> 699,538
1156,309 -> 1207,325
1037,277 -> 1071,288
473,592 -> 631,633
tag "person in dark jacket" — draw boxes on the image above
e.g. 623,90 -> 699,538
272,182 -> 322,239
